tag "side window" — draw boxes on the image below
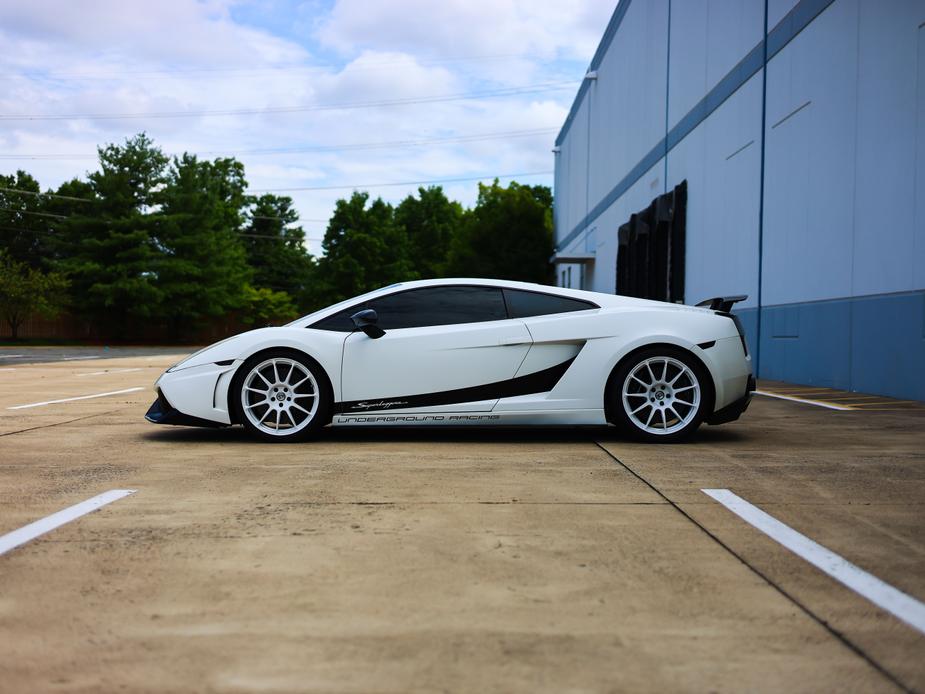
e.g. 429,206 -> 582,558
503,288 -> 597,318
309,285 -> 507,331
370,286 -> 506,329
309,308 -> 356,332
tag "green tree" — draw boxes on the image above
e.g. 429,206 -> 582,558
241,286 -> 298,327
55,133 -> 168,337
242,194 -> 316,307
42,178 -> 97,266
155,154 -> 253,340
446,180 -> 553,284
395,186 -> 462,278
0,170 -> 55,268
0,251 -> 68,340
315,191 -> 416,304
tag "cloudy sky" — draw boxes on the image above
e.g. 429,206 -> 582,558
0,0 -> 616,251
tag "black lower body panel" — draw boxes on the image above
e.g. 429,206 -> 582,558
333,356 -> 576,414
706,374 -> 756,425
145,390 -> 226,428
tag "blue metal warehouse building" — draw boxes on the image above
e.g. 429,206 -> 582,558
552,0 -> 925,401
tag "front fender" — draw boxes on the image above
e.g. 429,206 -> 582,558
165,327 -> 347,414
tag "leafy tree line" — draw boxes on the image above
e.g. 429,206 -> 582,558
0,133 -> 553,342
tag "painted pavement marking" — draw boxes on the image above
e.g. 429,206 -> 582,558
0,490 -> 137,556
703,488 -> 925,636
7,387 -> 144,410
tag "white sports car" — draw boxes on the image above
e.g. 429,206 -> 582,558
146,278 -> 754,443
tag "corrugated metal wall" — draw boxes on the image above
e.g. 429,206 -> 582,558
554,0 -> 925,400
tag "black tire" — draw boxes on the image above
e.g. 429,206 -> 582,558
231,349 -> 332,443
607,346 -> 712,443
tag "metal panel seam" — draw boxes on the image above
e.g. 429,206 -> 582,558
556,0 -> 838,252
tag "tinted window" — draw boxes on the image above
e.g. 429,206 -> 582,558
309,307 -> 357,332
310,286 -> 507,331
372,286 -> 506,329
503,289 -> 597,318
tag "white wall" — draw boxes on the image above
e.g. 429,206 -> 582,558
917,20 -> 925,292
588,0 -> 669,207
763,0 -> 925,305
557,96 -> 590,241
668,72 -> 763,309
762,0 -> 859,305
851,0 -> 925,296
581,160 -> 666,295
668,0 -> 764,130
555,0 -> 925,301
768,0 -> 799,28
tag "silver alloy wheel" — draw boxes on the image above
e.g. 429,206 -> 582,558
621,356 -> 701,436
241,357 -> 319,437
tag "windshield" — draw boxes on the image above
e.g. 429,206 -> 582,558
285,283 -> 403,327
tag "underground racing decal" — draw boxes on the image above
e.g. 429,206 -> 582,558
334,414 -> 502,424
333,356 -> 576,414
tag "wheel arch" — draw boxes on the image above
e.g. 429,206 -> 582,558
603,342 -> 716,426
227,346 -> 335,425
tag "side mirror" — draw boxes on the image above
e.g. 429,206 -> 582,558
350,309 -> 385,339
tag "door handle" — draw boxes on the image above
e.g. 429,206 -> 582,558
498,337 -> 530,346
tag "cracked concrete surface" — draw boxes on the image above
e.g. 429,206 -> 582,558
0,348 -> 922,692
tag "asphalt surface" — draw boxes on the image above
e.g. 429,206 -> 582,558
0,347 -> 923,692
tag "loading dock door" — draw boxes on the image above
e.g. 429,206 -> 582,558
616,180 -> 686,303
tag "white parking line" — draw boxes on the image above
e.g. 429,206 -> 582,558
703,488 -> 925,635
0,354 -> 24,359
0,490 -> 136,556
754,390 -> 852,411
77,368 -> 143,377
61,356 -> 102,361
7,387 -> 144,410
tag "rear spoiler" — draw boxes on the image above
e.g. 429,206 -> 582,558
695,295 -> 748,313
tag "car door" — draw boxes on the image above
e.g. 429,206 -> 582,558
493,288 -> 602,412
339,285 -> 532,413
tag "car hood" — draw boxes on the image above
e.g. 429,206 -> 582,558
167,328 -> 280,372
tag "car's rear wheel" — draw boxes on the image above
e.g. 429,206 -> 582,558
610,347 -> 710,443
234,350 -> 331,442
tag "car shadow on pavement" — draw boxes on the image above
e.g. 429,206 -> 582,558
140,424 -> 747,445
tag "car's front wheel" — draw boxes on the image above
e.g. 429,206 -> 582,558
610,347 -> 710,443
234,350 -> 331,442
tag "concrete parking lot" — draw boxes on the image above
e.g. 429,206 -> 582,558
0,347 -> 923,692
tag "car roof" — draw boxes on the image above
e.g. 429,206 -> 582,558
379,277 -> 609,303
288,278 -> 683,328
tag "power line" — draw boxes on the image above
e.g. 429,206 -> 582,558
0,188 -> 321,223
250,215 -> 326,223
0,206 -> 67,219
250,170 -> 554,193
0,224 -> 50,235
0,223 -> 324,243
238,232 -> 324,241
0,205 -> 325,226
3,171 -> 554,224
0,81 -> 575,122
0,127 -> 558,161
0,187 -> 95,203
0,52 -> 545,80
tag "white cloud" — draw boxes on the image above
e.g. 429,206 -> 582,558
0,0 -> 307,68
0,0 -> 618,236
316,0 -> 617,62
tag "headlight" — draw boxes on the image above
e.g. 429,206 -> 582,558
167,336 -> 237,372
